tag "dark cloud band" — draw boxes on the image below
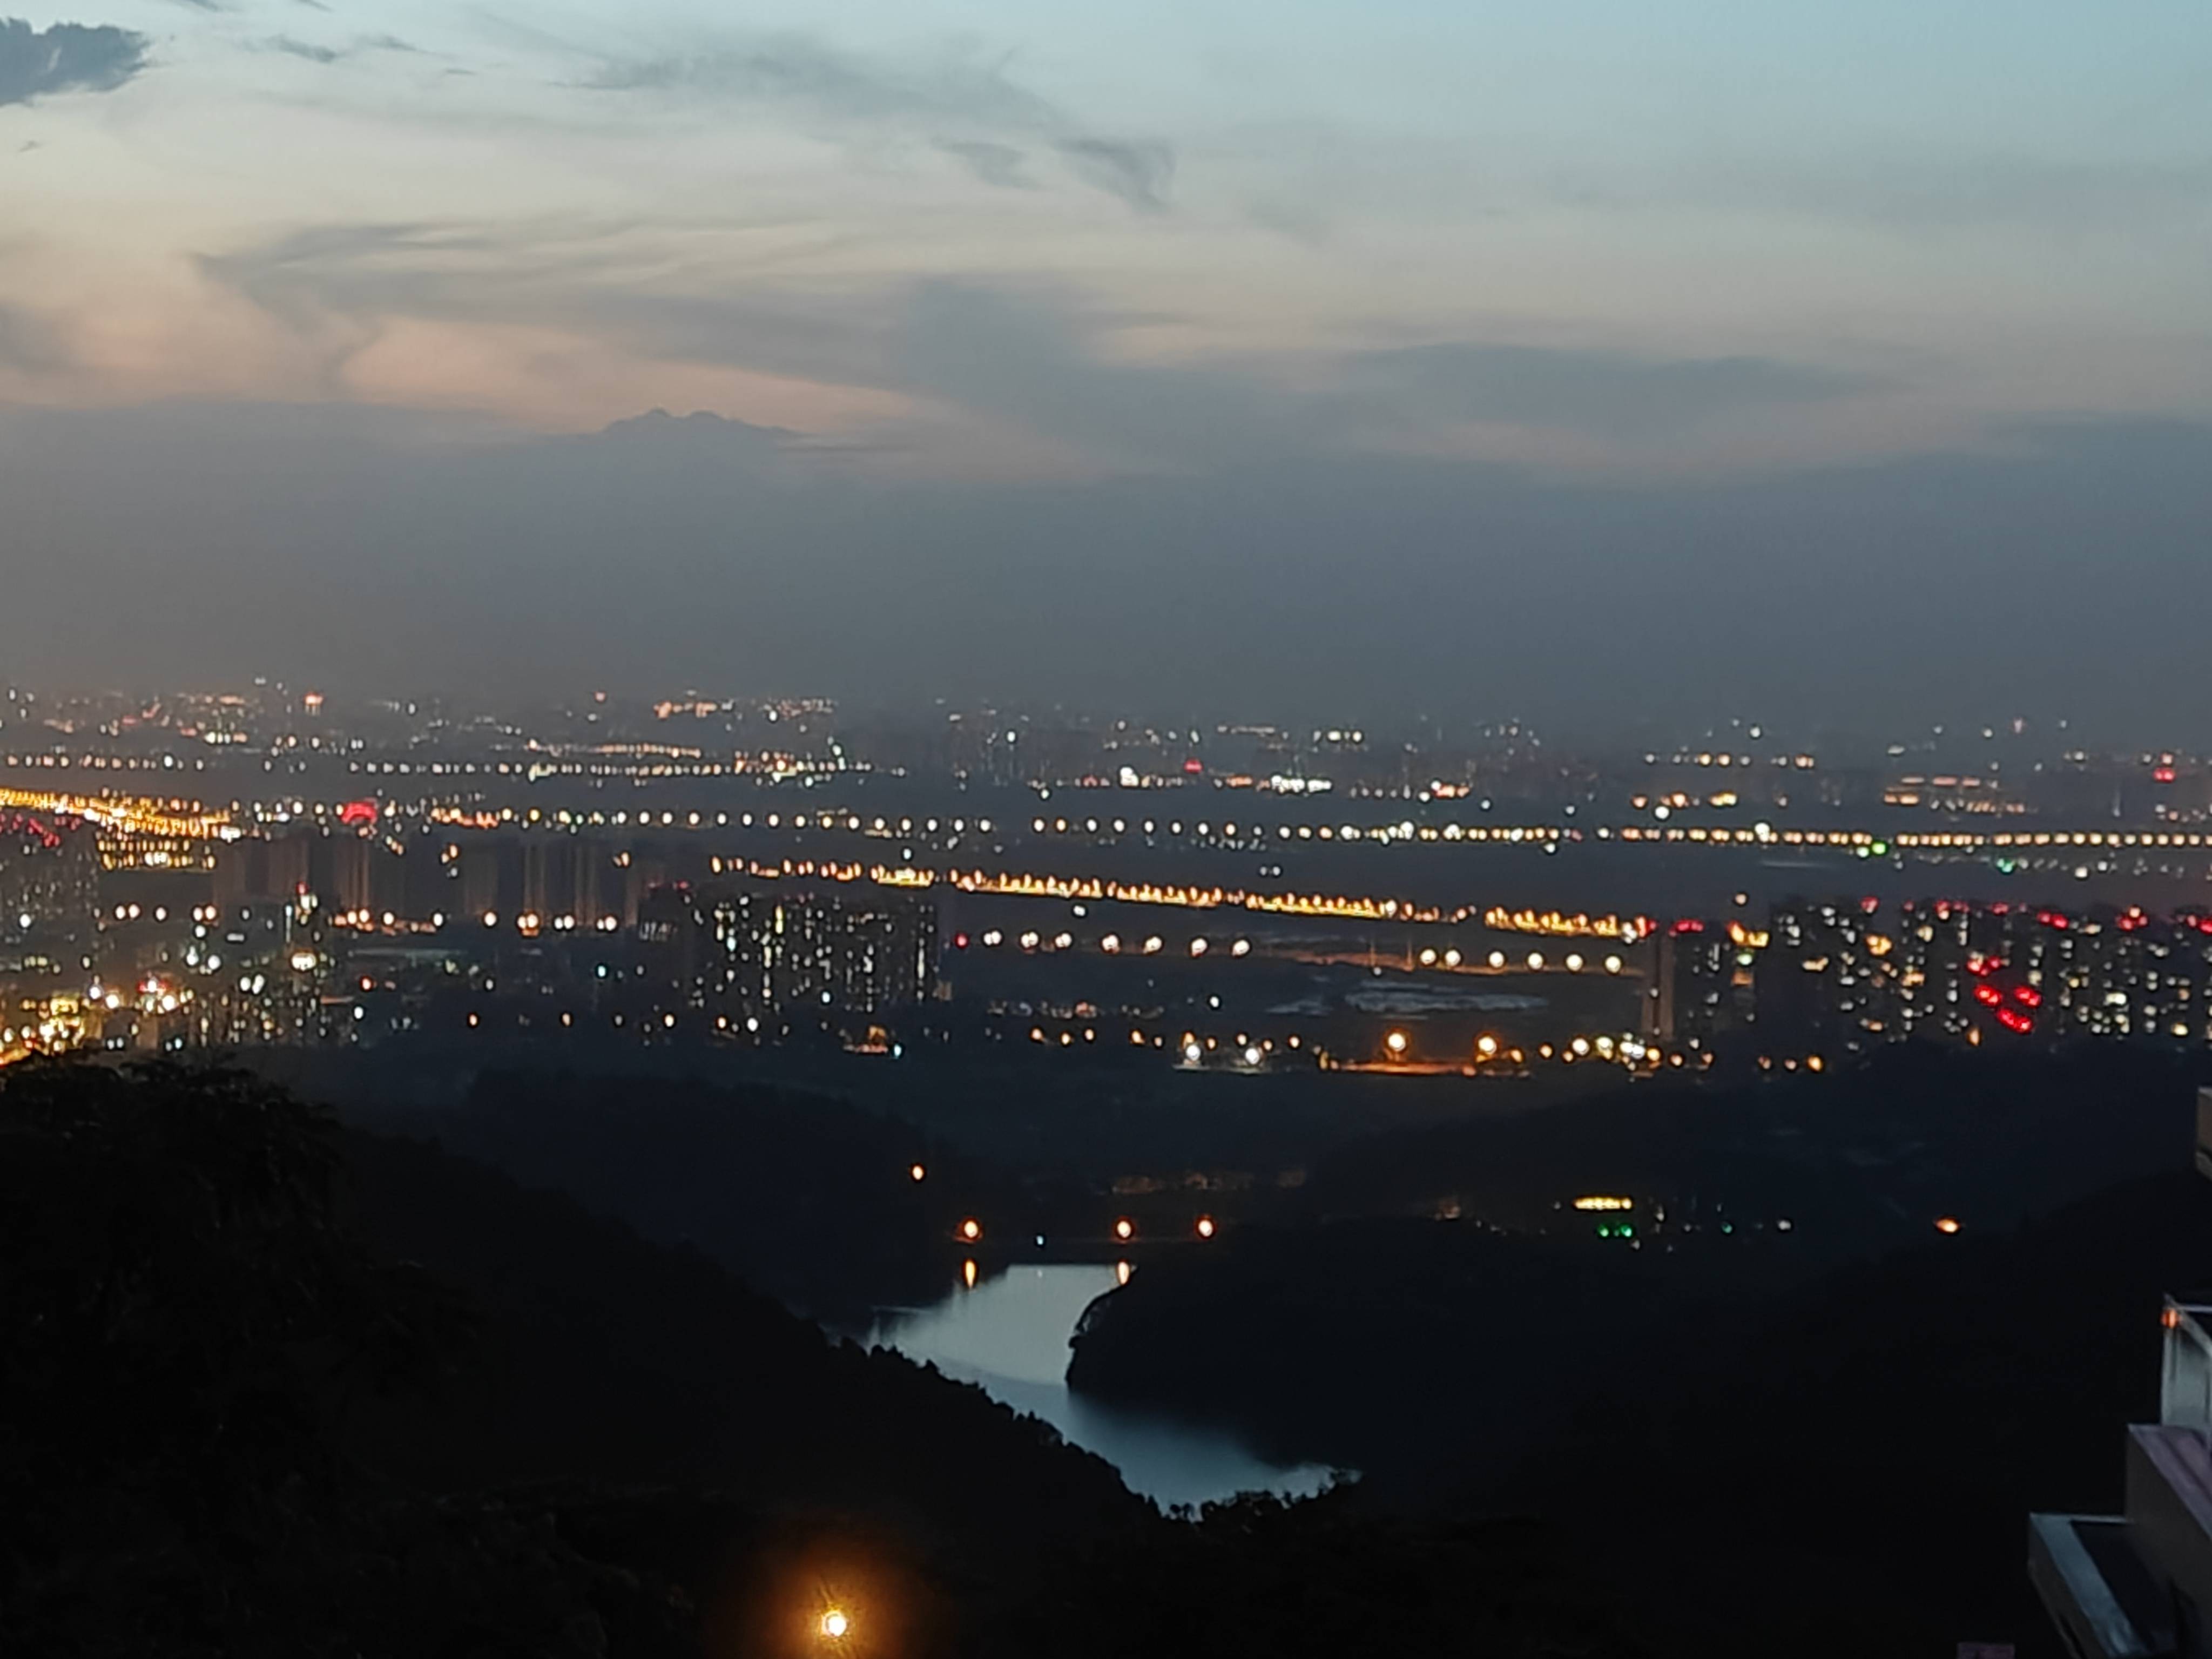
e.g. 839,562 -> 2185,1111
0,17 -> 149,106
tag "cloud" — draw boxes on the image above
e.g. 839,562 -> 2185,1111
196,218 -> 906,392
0,18 -> 150,105
583,31 -> 1174,212
884,285 -> 1256,457
584,33 -> 1057,130
1346,342 -> 1879,436
939,139 -> 1030,189
1055,138 -> 1174,212
198,213 -> 1912,470
266,35 -> 343,64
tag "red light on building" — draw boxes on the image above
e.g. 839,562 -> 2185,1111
953,932 -> 970,949
1,812 -> 65,850
338,799 -> 379,827
1974,982 -> 2004,1007
1183,757 -> 1203,774
2013,986 -> 2042,1009
2155,766 -> 2177,783
1671,919 -> 1706,935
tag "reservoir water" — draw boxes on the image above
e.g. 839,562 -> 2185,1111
867,1263 -> 1336,1512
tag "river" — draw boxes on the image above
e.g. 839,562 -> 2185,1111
866,1262 -> 1336,1512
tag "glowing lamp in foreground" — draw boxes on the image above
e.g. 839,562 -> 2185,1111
1935,1216 -> 1961,1235
1195,1216 -> 1216,1239
1384,1030 -> 1410,1057
1114,1217 -> 1135,1241
960,1218 -> 982,1242
909,1163 -> 926,1182
820,1608 -> 849,1640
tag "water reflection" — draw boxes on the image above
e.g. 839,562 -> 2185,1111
867,1264 -> 1336,1512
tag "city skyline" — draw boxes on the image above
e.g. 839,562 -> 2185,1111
9,8 -> 2212,1654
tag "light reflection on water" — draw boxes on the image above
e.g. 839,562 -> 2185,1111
866,1263 -> 1335,1512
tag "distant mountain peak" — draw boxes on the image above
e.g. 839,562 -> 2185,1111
597,408 -> 798,444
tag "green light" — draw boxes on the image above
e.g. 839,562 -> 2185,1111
1871,840 -> 1890,857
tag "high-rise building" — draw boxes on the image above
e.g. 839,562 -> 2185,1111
1644,920 -> 1743,1051
0,810 -> 99,965
2029,1088 -> 2212,1656
1749,901 -> 2212,1056
1758,897 -> 1899,1057
679,881 -> 937,1030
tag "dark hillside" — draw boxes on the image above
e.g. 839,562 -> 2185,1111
339,1124 -> 1144,1556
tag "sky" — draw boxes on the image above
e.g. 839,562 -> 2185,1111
1,0 -> 2207,732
